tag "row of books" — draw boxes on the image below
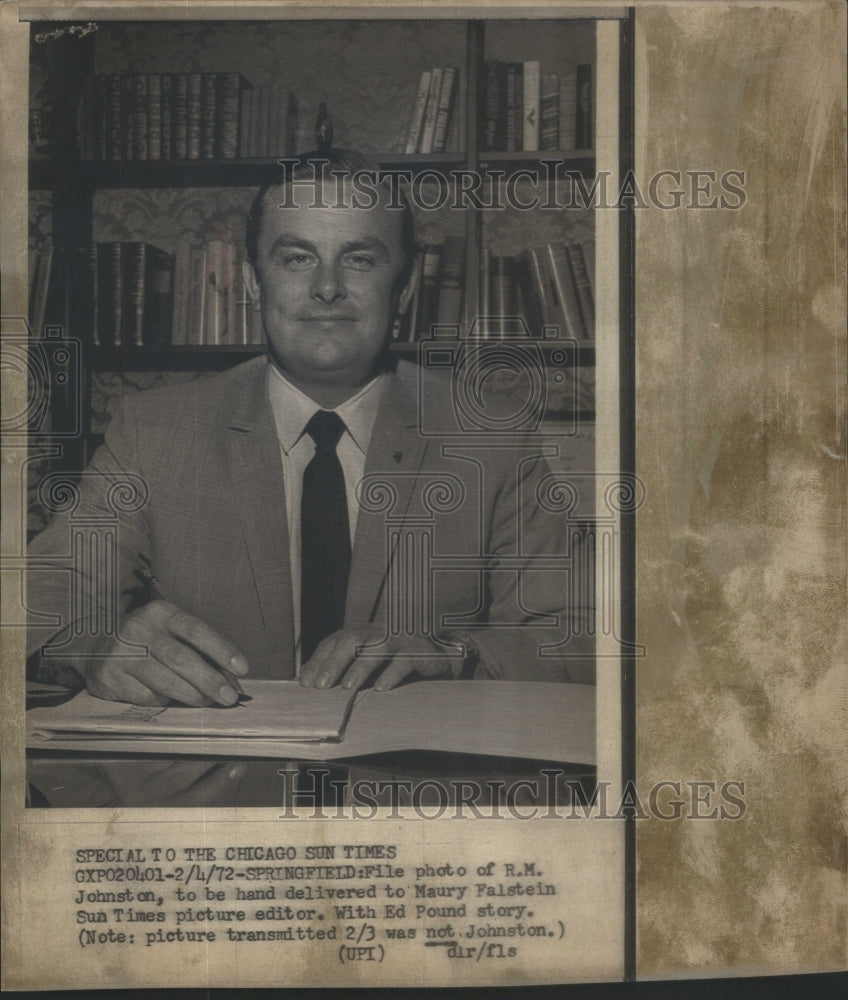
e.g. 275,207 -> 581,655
483,60 -> 592,153
397,237 -> 595,342
403,67 -> 459,154
171,239 -> 265,346
74,73 -> 297,161
482,242 -> 595,341
29,238 -> 265,348
29,235 -> 592,349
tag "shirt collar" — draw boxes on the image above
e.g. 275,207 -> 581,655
266,361 -> 388,456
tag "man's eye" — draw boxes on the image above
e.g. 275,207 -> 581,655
281,253 -> 315,268
343,254 -> 376,269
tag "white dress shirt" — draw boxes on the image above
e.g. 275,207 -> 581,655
266,362 -> 388,669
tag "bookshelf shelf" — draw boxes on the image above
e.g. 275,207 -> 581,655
86,345 -> 265,373
391,340 -> 595,365
83,341 -> 595,373
30,153 -> 472,192
477,150 -> 595,175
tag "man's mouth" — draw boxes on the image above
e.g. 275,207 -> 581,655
300,314 -> 356,323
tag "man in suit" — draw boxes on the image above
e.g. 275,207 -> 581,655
27,151 -> 592,707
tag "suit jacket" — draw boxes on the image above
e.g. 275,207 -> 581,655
27,357 -> 592,683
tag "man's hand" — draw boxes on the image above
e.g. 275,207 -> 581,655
77,600 -> 249,707
298,625 -> 461,692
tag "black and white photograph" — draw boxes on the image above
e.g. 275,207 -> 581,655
1,0 -> 844,991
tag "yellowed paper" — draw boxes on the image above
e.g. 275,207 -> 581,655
2,0 -> 845,990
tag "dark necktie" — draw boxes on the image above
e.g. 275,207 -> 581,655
300,410 -> 351,663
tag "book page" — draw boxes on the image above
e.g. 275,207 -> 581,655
28,679 -> 357,741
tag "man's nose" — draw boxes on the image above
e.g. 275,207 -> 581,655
310,261 -> 347,304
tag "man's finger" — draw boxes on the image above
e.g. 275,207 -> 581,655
147,635 -> 241,705
373,655 -> 454,691
299,632 -> 345,687
308,633 -> 367,689
86,662 -> 171,706
159,605 -> 249,677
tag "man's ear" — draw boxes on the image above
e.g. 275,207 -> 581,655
242,258 -> 261,309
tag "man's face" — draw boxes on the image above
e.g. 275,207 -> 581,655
245,180 -> 414,397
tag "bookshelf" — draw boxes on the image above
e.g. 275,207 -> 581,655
28,15 -> 614,472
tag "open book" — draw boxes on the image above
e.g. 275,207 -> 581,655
26,680 -> 595,765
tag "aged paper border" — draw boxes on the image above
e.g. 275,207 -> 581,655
2,0 -> 846,990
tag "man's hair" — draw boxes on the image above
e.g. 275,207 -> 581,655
245,148 -> 417,285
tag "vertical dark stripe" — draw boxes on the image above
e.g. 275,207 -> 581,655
619,6 -> 638,984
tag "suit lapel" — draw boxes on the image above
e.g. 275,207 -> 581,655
222,361 -> 296,677
346,369 -> 429,625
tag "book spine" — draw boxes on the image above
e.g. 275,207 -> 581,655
540,73 -> 559,151
404,70 -> 432,155
415,243 -> 443,337
398,251 -> 424,342
238,83 -> 253,159
77,76 -> 96,160
216,72 -> 245,159
522,60 -> 540,152
172,74 -> 189,159
506,62 -> 523,152
160,74 -> 173,160
559,67 -> 577,151
202,240 -> 226,345
99,242 -> 123,347
215,242 -> 238,344
144,245 -> 176,346
484,61 -> 507,151
545,242 -> 583,339
256,84 -> 271,158
268,81 -> 283,158
478,246 -> 491,332
94,75 -> 107,161
575,64 -> 593,149
186,244 -> 207,345
431,66 -> 458,154
418,67 -> 443,155
170,239 -> 193,345
200,73 -> 217,159
566,242 -> 594,336
186,73 -> 203,160
489,255 -> 519,339
235,252 -> 249,345
120,75 -> 135,160
525,246 -> 553,328
285,91 -> 298,157
515,253 -> 543,338
69,244 -> 99,348
435,235 -> 465,329
132,74 -> 148,160
31,238 -> 54,339
123,242 -> 146,348
105,75 -> 122,161
146,74 -> 162,160
87,243 -> 100,348
248,83 -> 263,157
